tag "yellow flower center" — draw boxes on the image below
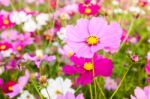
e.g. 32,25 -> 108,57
3,19 -> 9,25
85,8 -> 91,14
68,51 -> 73,57
86,35 -> 99,45
55,90 -> 62,95
83,62 -> 93,71
0,45 -> 6,50
16,46 -> 22,51
8,86 -> 13,91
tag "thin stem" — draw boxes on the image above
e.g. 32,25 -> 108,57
119,19 -> 135,51
94,79 -> 97,99
9,0 -> 16,11
110,64 -> 133,99
46,88 -> 51,99
32,80 -> 44,99
89,84 -> 93,99
96,78 -> 106,99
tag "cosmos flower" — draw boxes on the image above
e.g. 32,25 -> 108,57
0,14 -> 14,30
41,77 -> 75,99
0,29 -> 19,41
131,86 -> 150,99
23,50 -> 56,68
0,0 -> 10,6
0,42 -> 12,51
17,90 -> 35,99
63,54 -> 113,85
145,52 -> 150,75
57,92 -> 84,99
0,71 -> 29,98
104,77 -> 117,91
65,17 -> 122,58
78,2 -> 100,15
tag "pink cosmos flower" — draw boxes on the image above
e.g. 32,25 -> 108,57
0,0 -> 10,6
104,77 -> 117,91
57,92 -> 84,99
58,45 -> 74,57
0,29 -> 19,41
23,53 -> 56,68
17,33 -> 34,45
0,71 -> 29,98
0,14 -> 14,30
78,2 -> 100,15
145,52 -> 150,75
63,54 -> 113,85
65,17 -> 122,58
0,42 -> 12,51
131,86 -> 150,99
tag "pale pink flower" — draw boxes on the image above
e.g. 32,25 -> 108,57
65,17 -> 122,58
131,86 -> 150,99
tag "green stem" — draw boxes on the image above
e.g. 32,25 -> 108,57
96,78 -> 106,99
89,84 -> 93,99
110,63 -> 133,99
32,80 -> 44,99
119,19 -> 135,50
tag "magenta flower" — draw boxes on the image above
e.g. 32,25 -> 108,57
131,86 -> 150,99
63,54 -> 113,85
65,17 -> 122,58
78,3 -> 100,15
145,52 -> 150,75
0,42 -> 12,51
57,92 -> 84,99
0,14 -> 14,30
0,71 -> 29,98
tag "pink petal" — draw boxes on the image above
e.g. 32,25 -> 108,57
76,18 -> 89,38
89,17 -> 107,36
63,65 -> 78,75
94,57 -> 113,76
100,22 -> 122,52
77,72 -> 93,85
65,92 -> 76,99
65,25 -> 85,42
76,93 -> 84,99
134,87 -> 146,99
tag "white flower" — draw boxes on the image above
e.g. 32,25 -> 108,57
23,19 -> 37,32
129,6 -> 145,15
57,27 -> 67,40
36,13 -> 49,26
35,49 -> 44,58
41,77 -> 75,99
112,0 -> 119,6
17,90 -> 35,99
0,49 -> 13,57
113,8 -> 124,14
10,11 -> 32,25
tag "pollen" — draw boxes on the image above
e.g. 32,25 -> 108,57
86,35 -> 99,45
83,62 -> 93,71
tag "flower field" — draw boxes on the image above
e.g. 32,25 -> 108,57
0,0 -> 150,99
